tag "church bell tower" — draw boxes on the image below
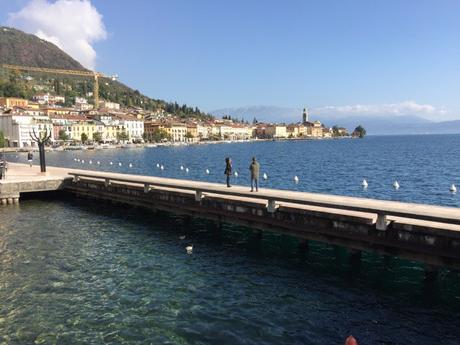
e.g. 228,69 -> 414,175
302,108 -> 309,123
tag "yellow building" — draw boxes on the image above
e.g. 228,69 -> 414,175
265,125 -> 287,138
71,121 -> 97,141
0,97 -> 29,108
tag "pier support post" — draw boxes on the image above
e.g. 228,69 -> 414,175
1,198 -> 6,205
7,198 -> 13,205
376,213 -> 388,231
13,197 -> 19,204
266,199 -> 278,213
195,190 -> 203,202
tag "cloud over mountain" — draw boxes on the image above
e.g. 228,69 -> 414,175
7,0 -> 107,70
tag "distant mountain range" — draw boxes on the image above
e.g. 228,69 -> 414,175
211,105 -> 460,135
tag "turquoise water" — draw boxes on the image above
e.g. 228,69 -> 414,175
2,135 -> 460,344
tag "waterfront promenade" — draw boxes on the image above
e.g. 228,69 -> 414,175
2,163 -> 460,275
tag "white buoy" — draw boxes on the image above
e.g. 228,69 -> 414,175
110,161 -> 113,165
186,245 -> 193,254
179,235 -> 186,240
180,165 -> 184,170
263,173 -> 268,180
129,163 -> 133,168
294,175 -> 299,184
97,161 -> 100,165
156,163 -> 160,168
160,165 -> 164,170
393,181 -> 400,190
362,179 -> 368,188
118,162 -> 122,166
234,171 -> 238,178
205,169 -> 210,174
450,184 -> 457,193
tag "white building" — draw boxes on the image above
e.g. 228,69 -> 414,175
99,100 -> 120,110
0,113 -> 54,148
33,93 -> 65,105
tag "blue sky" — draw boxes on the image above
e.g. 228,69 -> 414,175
1,0 -> 460,120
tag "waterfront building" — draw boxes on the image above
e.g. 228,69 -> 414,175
49,113 -> 85,140
0,112 -> 54,147
265,124 -> 288,138
165,123 -> 187,142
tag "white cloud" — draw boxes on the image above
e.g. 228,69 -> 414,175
7,0 -> 107,70
313,101 -> 450,120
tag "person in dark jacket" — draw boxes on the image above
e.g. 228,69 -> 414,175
249,157 -> 260,192
27,151 -> 33,167
224,157 -> 232,187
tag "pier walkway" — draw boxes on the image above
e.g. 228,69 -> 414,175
2,163 -> 460,272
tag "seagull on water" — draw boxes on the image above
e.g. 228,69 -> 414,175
206,169 -> 210,174
450,184 -> 457,193
294,176 -> 299,184
186,245 -> 193,254
263,173 -> 268,180
393,181 -> 400,190
362,179 -> 368,188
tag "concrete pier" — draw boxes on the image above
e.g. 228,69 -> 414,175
3,163 -> 460,271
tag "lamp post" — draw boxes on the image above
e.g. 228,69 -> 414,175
29,128 -> 51,173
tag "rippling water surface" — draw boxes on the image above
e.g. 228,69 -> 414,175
8,134 -> 460,206
2,135 -> 460,344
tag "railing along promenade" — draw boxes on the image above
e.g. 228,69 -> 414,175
2,164 -> 460,277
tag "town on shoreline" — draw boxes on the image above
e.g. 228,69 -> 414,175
0,95 -> 365,150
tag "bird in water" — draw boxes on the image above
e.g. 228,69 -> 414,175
362,179 -> 368,188
186,245 -> 193,254
110,161 -> 113,165
129,163 -> 133,168
450,184 -> 457,193
234,171 -> 238,177
156,163 -> 160,168
179,235 -> 186,240
160,165 -> 164,170
180,165 -> 184,170
97,161 -> 100,165
294,176 -> 299,184
185,167 -> 189,173
263,173 -> 268,180
393,181 -> 400,190
118,162 -> 122,166
206,169 -> 210,174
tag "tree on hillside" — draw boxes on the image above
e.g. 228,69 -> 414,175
81,133 -> 88,143
353,125 -> 366,138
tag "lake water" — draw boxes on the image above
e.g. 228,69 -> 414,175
2,135 -> 460,344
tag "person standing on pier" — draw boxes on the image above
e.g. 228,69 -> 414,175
249,156 -> 260,192
224,157 -> 232,187
27,151 -> 33,167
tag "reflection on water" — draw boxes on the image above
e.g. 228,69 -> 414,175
1,197 -> 460,344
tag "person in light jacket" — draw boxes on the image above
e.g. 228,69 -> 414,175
224,157 -> 232,187
249,157 -> 260,192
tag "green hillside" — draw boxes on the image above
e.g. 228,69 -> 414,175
0,26 -> 212,120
